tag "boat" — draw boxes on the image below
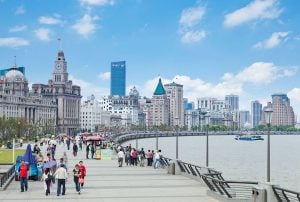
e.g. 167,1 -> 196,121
235,133 -> 264,141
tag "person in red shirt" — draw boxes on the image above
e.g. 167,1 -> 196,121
18,160 -> 29,192
78,161 -> 86,188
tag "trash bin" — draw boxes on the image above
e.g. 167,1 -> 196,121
252,186 -> 266,202
167,162 -> 175,175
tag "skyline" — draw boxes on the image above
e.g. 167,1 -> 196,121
0,0 -> 300,120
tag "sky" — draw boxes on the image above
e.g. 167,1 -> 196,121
0,0 -> 300,120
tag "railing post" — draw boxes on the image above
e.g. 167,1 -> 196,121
136,138 -> 138,149
156,134 -> 158,150
176,133 -> 178,159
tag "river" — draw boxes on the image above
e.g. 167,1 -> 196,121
124,135 -> 300,191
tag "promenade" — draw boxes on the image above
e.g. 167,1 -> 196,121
0,143 -> 219,202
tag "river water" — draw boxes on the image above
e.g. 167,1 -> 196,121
124,135 -> 300,191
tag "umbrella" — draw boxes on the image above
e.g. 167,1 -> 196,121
23,144 -> 35,165
86,135 -> 104,141
43,160 -> 57,169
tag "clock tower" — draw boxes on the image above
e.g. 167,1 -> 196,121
53,51 -> 68,83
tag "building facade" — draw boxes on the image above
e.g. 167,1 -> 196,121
262,94 -> 295,126
32,50 -> 81,136
0,66 -> 57,132
111,61 -> 126,96
251,100 -> 262,128
164,82 -> 184,127
239,110 -> 251,129
80,95 -> 111,132
225,95 -> 239,111
152,78 -> 170,126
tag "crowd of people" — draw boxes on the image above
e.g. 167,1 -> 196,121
116,144 -> 166,169
18,136 -> 88,196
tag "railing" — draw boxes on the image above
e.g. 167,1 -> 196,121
0,164 -> 15,189
176,160 -> 258,200
273,186 -> 300,202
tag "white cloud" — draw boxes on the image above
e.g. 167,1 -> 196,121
9,25 -> 27,33
136,62 -> 297,107
69,75 -> 109,98
179,6 -> 205,28
181,30 -> 206,44
34,28 -> 52,41
15,6 -> 25,15
39,16 -> 62,25
72,14 -> 99,38
79,0 -> 114,6
0,37 -> 30,47
254,32 -> 289,49
98,72 -> 111,81
224,0 -> 282,28
178,5 -> 206,44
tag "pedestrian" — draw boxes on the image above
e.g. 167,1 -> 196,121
78,161 -> 86,188
117,149 -> 125,167
151,150 -> 155,166
66,138 -> 70,150
42,168 -> 52,196
146,150 -> 151,166
153,150 -> 164,169
62,151 -> 68,171
73,164 -> 81,195
54,164 -> 67,196
131,149 -> 137,166
18,160 -> 29,192
139,148 -> 145,167
79,139 -> 83,151
90,144 -> 95,159
51,144 -> 56,160
125,149 -> 130,166
73,143 -> 78,157
86,144 -> 90,159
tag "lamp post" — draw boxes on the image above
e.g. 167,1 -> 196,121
264,107 -> 273,182
205,112 -> 210,167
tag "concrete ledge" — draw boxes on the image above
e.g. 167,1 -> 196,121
0,173 -> 15,191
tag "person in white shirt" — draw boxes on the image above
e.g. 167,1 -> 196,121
54,164 -> 68,196
117,149 -> 125,167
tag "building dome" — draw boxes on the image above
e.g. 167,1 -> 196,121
129,86 -> 139,97
5,68 -> 27,83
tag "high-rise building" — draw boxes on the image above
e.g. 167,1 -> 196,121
262,94 -> 295,126
164,82 -> 184,127
239,110 -> 251,129
152,78 -> 169,126
197,97 -> 216,110
225,95 -> 239,111
111,61 -> 126,96
32,50 -> 81,136
251,100 -> 262,128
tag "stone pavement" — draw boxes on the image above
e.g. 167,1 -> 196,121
0,142 -> 219,202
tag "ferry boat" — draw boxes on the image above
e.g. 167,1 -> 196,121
235,134 -> 264,141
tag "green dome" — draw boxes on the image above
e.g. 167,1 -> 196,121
153,78 -> 166,95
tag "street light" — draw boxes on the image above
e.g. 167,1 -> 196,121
264,107 -> 273,182
205,112 -> 210,167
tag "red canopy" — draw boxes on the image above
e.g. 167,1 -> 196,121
85,135 -> 104,141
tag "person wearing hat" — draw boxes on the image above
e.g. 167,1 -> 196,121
18,160 -> 29,192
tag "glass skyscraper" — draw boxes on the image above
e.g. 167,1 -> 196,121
110,61 -> 126,96
251,100 -> 262,128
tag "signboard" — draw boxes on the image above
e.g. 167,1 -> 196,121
100,149 -> 113,160
95,146 -> 101,160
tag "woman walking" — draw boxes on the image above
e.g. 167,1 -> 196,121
73,164 -> 81,195
43,168 -> 52,196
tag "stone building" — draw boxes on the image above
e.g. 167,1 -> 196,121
32,50 -> 81,136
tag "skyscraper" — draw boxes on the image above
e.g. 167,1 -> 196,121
262,94 -> 295,126
225,95 -> 239,111
251,100 -> 262,128
164,82 -> 184,127
111,61 -> 126,96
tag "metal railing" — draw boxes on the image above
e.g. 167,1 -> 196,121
176,160 -> 258,200
273,186 -> 300,202
0,164 -> 15,189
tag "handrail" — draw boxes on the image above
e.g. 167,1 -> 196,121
273,185 -> 300,202
0,164 -> 15,189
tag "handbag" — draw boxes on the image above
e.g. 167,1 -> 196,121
79,177 -> 84,184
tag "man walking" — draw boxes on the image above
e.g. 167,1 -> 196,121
86,144 -> 90,159
54,164 -> 68,196
117,149 -> 125,167
18,160 -> 29,192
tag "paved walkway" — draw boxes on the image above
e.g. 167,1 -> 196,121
0,143 -> 219,202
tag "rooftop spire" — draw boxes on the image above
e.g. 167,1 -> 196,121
153,78 -> 166,95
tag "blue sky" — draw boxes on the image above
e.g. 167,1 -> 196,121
1,0 -> 300,119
